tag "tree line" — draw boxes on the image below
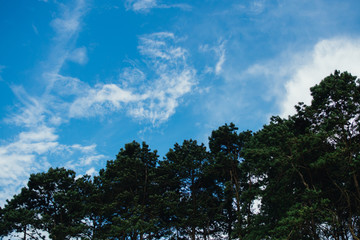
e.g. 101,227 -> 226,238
1,70 -> 360,239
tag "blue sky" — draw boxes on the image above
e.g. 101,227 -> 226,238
1,0 -> 360,204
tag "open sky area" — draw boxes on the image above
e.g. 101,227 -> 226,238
1,0 -> 360,205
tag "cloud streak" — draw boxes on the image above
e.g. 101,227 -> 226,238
68,32 -> 197,124
0,0 -> 104,205
124,0 -> 191,12
46,0 -> 88,74
1,28 -> 196,205
199,40 -> 227,75
215,41 -> 226,75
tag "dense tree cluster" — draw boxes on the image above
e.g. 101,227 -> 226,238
1,71 -> 360,239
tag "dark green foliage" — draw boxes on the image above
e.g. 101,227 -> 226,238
95,141 -> 164,239
208,123 -> 252,239
29,168 -> 87,239
163,139 -> 222,240
2,70 -> 360,239
1,168 -> 86,240
240,70 -> 360,239
0,188 -> 43,239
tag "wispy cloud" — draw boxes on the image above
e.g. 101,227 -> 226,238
68,47 -> 88,65
124,0 -> 191,12
46,0 -> 88,74
215,41 -> 226,75
69,84 -> 145,118
0,0 -> 103,205
64,147 -> 106,173
0,126 -> 57,204
0,125 -> 104,205
199,40 -> 227,75
1,30 -> 196,205
216,0 -> 267,16
0,126 -> 57,179
68,32 -> 197,124
125,0 -> 158,12
250,0 -> 266,14
6,86 -> 47,128
50,0 -> 86,39
32,24 -> 39,35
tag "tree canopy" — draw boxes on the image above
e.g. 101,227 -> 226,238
1,70 -> 360,239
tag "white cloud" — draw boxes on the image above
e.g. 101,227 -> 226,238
7,74 -> 88,129
52,17 -> 80,36
215,41 -> 226,75
32,24 -> 39,35
6,86 -> 46,127
128,67 -> 195,123
69,84 -> 145,118
280,37 -> 360,117
126,0 -> 158,12
68,32 -> 197,124
68,47 -> 88,65
6,127 -> 58,156
46,0 -> 87,73
138,32 -> 177,59
65,152 -> 106,171
120,67 -> 146,88
0,0 -> 97,206
19,126 -> 58,142
85,167 -> 97,176
228,0 -> 266,16
245,37 -> 360,118
125,0 -> 191,12
71,144 -> 97,153
46,73 -> 90,96
0,126 -> 105,205
80,154 -> 106,166
199,40 -> 227,75
250,0 -> 266,14
50,0 -> 86,39
1,2 -> 195,206
200,37 -> 360,132
0,126 -> 58,205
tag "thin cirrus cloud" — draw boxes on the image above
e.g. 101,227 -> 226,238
68,47 -> 88,65
199,40 -> 227,75
0,0 -> 100,205
125,0 -> 158,12
46,0 -> 88,74
5,86 -> 47,128
69,32 -> 197,124
124,0 -> 191,12
5,0 -> 89,128
2,5 -> 196,205
0,29 -> 196,204
215,41 -> 226,75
